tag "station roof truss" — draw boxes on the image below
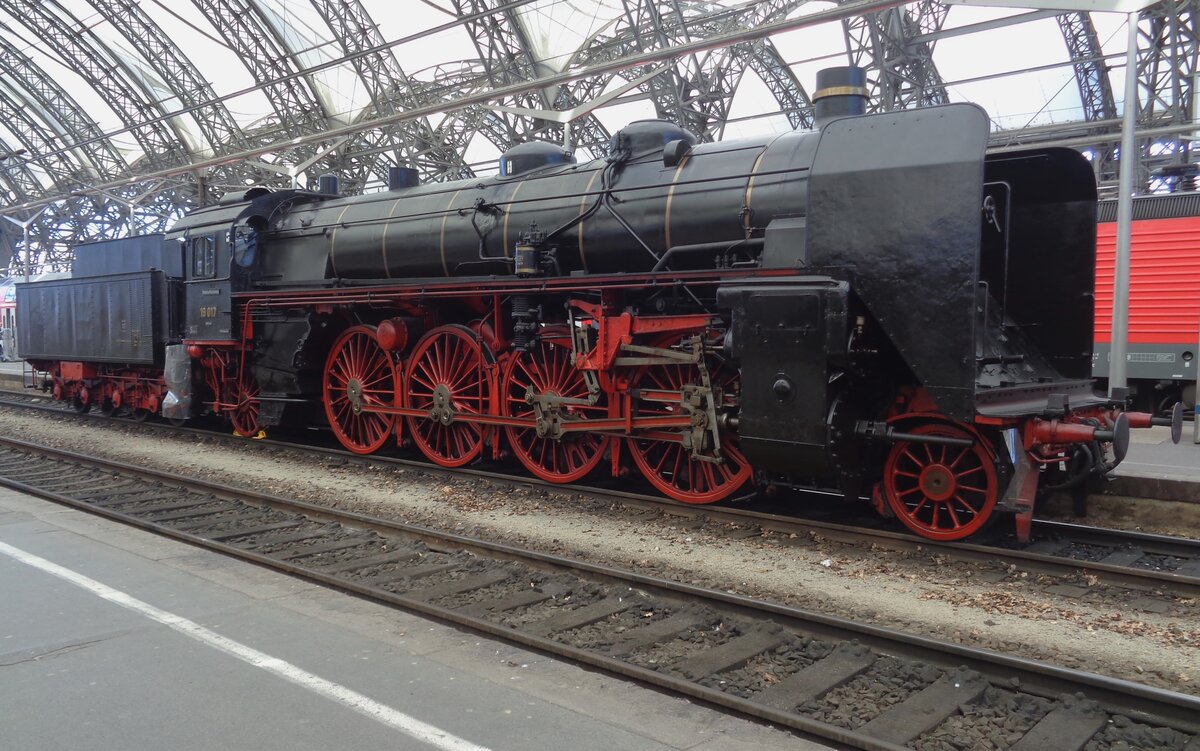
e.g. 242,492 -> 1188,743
0,0 -> 1194,275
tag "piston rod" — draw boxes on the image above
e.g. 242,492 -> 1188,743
854,421 -> 975,448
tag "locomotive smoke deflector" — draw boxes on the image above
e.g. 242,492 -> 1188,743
807,103 -> 989,420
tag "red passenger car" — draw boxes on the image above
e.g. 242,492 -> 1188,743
1095,193 -> 1200,414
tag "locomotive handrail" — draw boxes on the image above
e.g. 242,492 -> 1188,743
232,268 -> 802,310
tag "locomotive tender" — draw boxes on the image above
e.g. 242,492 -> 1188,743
19,67 -> 1179,542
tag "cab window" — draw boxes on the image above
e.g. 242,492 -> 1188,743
191,235 -> 215,279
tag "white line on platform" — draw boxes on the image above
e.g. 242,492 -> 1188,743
0,540 -> 492,751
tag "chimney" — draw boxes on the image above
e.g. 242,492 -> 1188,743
813,66 -> 869,128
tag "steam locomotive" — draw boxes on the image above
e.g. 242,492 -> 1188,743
19,67 -> 1180,543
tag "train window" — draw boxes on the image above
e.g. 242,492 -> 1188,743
191,235 -> 216,279
232,226 -> 257,268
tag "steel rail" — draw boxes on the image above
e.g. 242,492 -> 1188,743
0,434 -> 1196,744
1,390 -> 1198,598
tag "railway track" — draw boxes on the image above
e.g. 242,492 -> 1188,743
0,434 -> 1196,751
2,388 -> 1200,601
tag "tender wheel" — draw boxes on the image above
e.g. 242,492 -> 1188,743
501,327 -> 609,483
627,336 -> 751,504
882,423 -> 998,541
323,325 -> 400,455
229,371 -> 261,438
405,325 -> 490,467
99,397 -> 117,417
70,396 -> 90,414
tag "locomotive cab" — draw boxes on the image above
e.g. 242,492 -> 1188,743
182,229 -> 234,342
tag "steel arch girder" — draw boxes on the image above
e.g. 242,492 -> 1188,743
0,0 -> 188,169
1057,12 -> 1117,122
842,0 -> 949,112
190,0 -> 329,138
566,0 -> 811,142
307,0 -> 475,181
0,34 -> 128,180
0,135 -> 44,203
452,0 -> 611,156
1131,1 -> 1198,190
8,178 -> 214,276
0,83 -> 87,192
748,43 -> 814,130
87,0 -> 247,155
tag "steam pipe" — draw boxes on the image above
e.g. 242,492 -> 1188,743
652,238 -> 764,272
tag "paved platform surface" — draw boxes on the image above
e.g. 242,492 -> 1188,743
1103,424 -> 1200,503
1121,425 -> 1200,482
0,488 -> 828,751
0,359 -> 26,390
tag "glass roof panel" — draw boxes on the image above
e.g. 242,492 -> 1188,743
723,72 -> 797,140
252,0 -> 367,125
137,0 -> 278,131
513,0 -> 625,73
369,1 -> 479,84
0,11 -> 138,160
937,12 -> 1083,129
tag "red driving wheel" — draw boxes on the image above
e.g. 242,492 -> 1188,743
404,325 -> 490,467
323,325 -> 400,454
626,335 -> 750,504
501,327 -> 609,483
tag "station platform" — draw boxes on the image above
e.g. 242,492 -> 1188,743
0,488 -> 822,751
0,359 -> 26,390
1107,424 -> 1200,503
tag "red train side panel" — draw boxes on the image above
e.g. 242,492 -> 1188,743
1095,204 -> 1200,410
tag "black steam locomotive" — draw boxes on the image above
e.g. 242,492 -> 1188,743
19,67 -> 1174,542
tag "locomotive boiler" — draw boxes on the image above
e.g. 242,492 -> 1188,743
20,67 -> 1180,542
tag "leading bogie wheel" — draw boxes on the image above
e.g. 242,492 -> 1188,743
881,422 -> 998,540
501,327 -> 609,483
324,325 -> 400,454
405,325 -> 490,467
627,335 -> 751,504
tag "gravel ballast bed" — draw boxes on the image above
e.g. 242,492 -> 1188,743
0,407 -> 1196,696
